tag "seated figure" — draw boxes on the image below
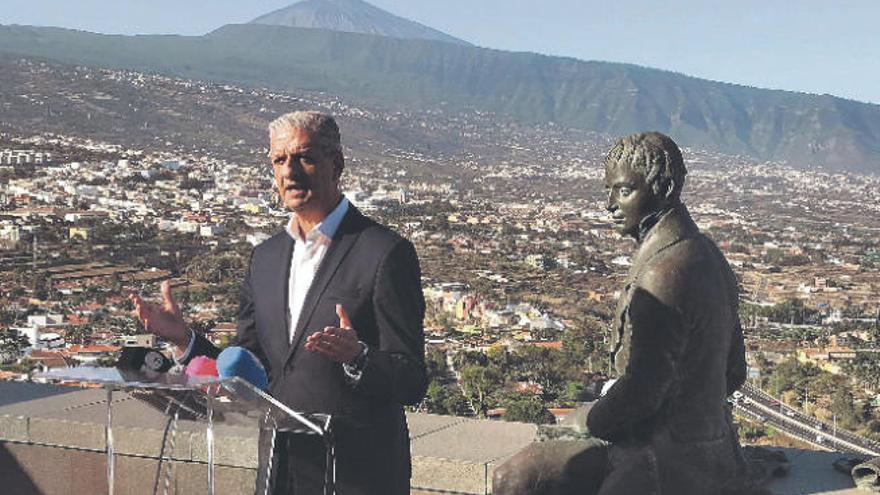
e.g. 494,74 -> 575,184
494,132 -> 750,495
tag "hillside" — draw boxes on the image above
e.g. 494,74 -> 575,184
0,23 -> 878,172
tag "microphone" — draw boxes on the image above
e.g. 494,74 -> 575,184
185,356 -> 218,377
216,347 -> 268,391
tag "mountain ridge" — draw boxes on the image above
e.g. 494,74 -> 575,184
0,22 -> 878,173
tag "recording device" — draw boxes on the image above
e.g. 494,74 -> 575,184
115,346 -> 173,373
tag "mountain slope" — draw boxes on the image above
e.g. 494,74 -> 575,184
0,23 -> 878,172
250,0 -> 469,45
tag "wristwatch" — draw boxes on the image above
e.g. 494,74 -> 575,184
350,341 -> 369,370
343,341 -> 369,380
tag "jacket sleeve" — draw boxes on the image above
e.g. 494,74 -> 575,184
587,286 -> 687,443
350,239 -> 427,405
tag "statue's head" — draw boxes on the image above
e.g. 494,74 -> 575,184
603,132 -> 687,239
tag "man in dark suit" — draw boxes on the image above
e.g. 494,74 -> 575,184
132,111 -> 427,494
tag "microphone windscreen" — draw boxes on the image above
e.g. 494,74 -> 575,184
216,347 -> 268,391
185,356 -> 218,378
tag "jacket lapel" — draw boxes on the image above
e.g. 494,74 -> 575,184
631,205 -> 697,277
613,205 -> 697,373
271,234 -> 295,356
285,207 -> 364,363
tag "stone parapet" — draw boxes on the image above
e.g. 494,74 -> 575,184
1,380 -> 870,494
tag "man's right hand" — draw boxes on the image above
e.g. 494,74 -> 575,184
130,280 -> 189,349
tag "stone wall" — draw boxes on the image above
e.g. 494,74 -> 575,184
1,442 -> 255,495
0,381 -> 539,494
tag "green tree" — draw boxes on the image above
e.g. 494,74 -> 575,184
423,380 -> 469,415
0,328 -> 31,363
459,364 -> 503,417
66,325 -> 92,345
423,380 -> 447,413
844,353 -> 880,390
767,357 -> 821,405
185,253 -> 246,285
440,385 -> 470,415
830,388 -> 860,431
562,319 -> 601,370
502,393 -> 555,424
425,348 -> 448,381
454,349 -> 488,370
486,346 -> 514,370
760,298 -> 821,325
513,345 -> 571,402
559,380 -> 586,406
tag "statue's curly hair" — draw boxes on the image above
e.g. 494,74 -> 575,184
605,132 -> 687,200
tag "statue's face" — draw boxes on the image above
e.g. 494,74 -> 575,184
604,161 -> 663,238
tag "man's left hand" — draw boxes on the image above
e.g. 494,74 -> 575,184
305,304 -> 362,364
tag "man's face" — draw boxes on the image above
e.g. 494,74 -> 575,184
269,126 -> 341,216
604,160 -> 662,238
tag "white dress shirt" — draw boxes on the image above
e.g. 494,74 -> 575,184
286,196 -> 350,342
177,196 -> 351,362
286,196 -> 366,381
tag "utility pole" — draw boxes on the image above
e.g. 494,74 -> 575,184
32,232 -> 37,272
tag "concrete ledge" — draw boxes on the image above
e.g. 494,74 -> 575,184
0,415 -> 28,442
29,418 -> 106,451
1,441 -> 256,495
15,382 -> 865,494
112,425 -> 194,461
408,413 -> 537,494
0,381 -> 539,494
412,455 -> 493,494
410,414 -> 537,463
190,426 -> 258,468
766,447 -> 863,495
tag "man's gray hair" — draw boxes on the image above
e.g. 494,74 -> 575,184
605,132 -> 687,200
269,111 -> 343,155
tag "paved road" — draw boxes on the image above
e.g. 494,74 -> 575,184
735,382 -> 880,457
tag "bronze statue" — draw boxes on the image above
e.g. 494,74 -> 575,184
494,132 -> 750,495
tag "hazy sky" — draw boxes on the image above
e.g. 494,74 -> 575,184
3,0 -> 878,104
